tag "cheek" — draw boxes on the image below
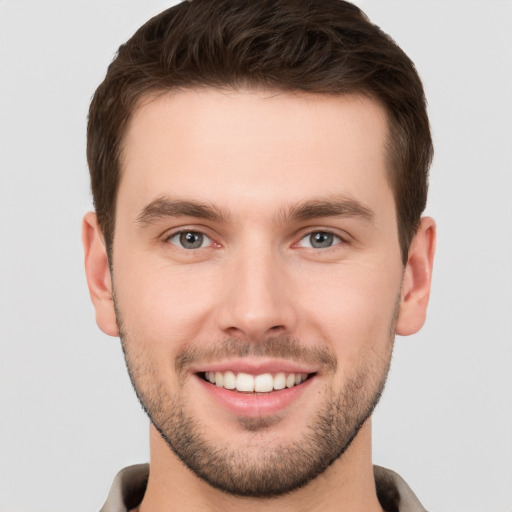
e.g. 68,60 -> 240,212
114,264 -> 222,392
113,257 -> 220,346
297,262 -> 402,364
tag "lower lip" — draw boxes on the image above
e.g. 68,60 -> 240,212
195,375 -> 315,417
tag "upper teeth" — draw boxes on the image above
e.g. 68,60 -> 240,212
204,371 -> 309,392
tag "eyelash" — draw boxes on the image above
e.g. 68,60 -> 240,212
164,228 -> 346,251
165,230 -> 216,250
295,231 -> 344,249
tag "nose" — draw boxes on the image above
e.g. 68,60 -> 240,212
216,244 -> 298,342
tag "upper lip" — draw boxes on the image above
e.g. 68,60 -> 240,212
190,358 -> 319,375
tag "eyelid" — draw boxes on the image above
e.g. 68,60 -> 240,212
163,226 -> 220,249
293,228 -> 348,249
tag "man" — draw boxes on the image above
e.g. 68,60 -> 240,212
82,0 -> 436,510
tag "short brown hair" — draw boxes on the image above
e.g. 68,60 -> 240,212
87,0 -> 432,263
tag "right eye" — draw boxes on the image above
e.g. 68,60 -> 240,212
166,231 -> 213,250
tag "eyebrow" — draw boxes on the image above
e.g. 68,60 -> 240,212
280,197 -> 375,224
136,195 -> 375,226
136,196 -> 229,225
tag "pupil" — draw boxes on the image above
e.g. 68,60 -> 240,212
180,232 -> 203,249
311,232 -> 333,248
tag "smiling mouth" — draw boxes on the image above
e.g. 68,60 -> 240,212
199,371 -> 316,393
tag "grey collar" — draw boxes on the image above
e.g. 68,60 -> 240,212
100,463 -> 428,512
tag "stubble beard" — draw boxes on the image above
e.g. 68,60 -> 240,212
116,307 -> 397,498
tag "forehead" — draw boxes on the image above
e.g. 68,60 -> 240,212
119,88 -> 392,220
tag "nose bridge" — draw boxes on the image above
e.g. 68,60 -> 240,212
217,237 -> 295,340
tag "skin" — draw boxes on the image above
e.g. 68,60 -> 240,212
83,88 -> 435,512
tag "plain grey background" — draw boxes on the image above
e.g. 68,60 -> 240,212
1,1 -> 511,511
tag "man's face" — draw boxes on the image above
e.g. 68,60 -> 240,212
109,89 -> 406,496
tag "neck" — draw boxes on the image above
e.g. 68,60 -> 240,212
138,421 -> 383,512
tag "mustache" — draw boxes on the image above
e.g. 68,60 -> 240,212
174,335 -> 337,377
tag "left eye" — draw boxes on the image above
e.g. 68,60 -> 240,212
167,231 -> 212,250
298,231 -> 342,249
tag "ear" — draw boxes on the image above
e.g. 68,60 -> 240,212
82,212 -> 119,337
395,216 -> 436,336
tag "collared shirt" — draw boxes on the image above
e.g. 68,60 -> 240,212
100,463 -> 428,512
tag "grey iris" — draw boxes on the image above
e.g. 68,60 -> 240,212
180,232 -> 203,249
310,232 -> 334,248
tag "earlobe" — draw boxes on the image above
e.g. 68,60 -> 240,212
395,217 -> 436,336
82,212 -> 119,337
